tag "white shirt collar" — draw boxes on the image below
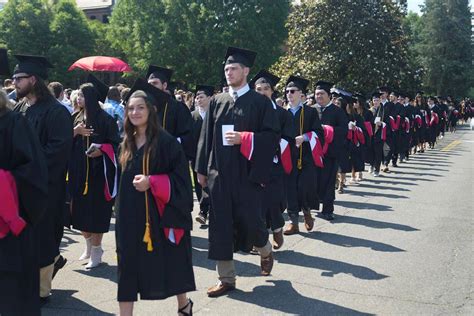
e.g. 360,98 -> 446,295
198,107 -> 207,119
271,100 -> 277,110
228,84 -> 250,99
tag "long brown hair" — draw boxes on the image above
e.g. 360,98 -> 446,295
0,89 -> 9,116
119,90 -> 160,170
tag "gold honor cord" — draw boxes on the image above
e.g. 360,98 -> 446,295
297,106 -> 304,170
82,136 -> 90,195
162,102 -> 168,130
142,150 -> 153,252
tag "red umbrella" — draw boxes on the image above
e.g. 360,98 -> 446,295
68,56 -> 132,72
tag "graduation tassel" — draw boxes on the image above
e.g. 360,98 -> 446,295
297,105 -> 304,170
162,102 -> 168,130
83,136 -> 90,195
142,150 -> 153,252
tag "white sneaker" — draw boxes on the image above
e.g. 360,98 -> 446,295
79,237 -> 92,260
85,246 -> 103,269
373,171 -> 380,177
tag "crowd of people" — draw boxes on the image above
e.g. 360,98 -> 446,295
0,46 -> 473,316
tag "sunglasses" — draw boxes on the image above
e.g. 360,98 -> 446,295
286,89 -> 300,94
12,75 -> 32,82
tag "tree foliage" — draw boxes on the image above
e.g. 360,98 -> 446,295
272,0 -> 411,94
419,0 -> 472,97
108,0 -> 290,85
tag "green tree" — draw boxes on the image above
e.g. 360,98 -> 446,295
0,0 -> 52,56
48,0 -> 95,86
400,11 -> 424,93
420,0 -> 472,97
272,0 -> 410,94
108,0 -> 290,85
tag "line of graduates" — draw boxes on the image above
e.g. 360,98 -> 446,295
0,44 -> 470,316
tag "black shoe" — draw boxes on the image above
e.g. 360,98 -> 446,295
52,255 -> 67,280
195,212 -> 208,225
325,213 -> 335,221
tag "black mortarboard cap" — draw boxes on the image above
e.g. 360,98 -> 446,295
353,92 -> 366,100
330,87 -> 351,97
124,78 -> 169,107
146,65 -> 173,84
0,48 -> 10,77
416,91 -> 424,96
86,74 -> 109,103
249,69 -> 280,89
372,92 -> 382,99
378,86 -> 390,93
286,75 -> 310,93
13,54 -> 53,80
224,47 -> 257,68
427,96 -> 436,101
195,84 -> 214,97
315,80 -> 333,94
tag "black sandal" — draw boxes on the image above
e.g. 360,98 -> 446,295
178,298 -> 193,316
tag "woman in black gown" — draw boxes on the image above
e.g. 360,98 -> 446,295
116,88 -> 195,316
69,84 -> 120,269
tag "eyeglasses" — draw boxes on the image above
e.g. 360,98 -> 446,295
286,89 -> 300,94
12,75 -> 32,82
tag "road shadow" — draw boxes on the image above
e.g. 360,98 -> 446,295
302,231 -> 405,252
275,250 -> 388,280
335,214 -> 419,231
364,178 -> 417,186
228,280 -> 374,315
391,170 -> 442,177
42,289 -> 114,315
399,165 -> 449,172
345,189 -> 409,199
74,262 -> 117,284
335,200 -> 393,212
191,235 -> 261,274
356,183 -> 410,192
381,175 -> 435,182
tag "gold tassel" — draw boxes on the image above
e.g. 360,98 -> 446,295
83,136 -> 90,195
143,222 -> 153,251
143,151 -> 153,252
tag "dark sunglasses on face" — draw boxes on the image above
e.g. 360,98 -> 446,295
286,89 -> 300,94
12,75 -> 32,82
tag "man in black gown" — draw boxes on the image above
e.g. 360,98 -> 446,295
12,55 -> 73,304
196,47 -> 279,297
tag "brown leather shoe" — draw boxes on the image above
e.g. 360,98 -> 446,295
260,252 -> 274,276
283,223 -> 299,235
303,213 -> 314,231
207,282 -> 236,297
272,230 -> 284,250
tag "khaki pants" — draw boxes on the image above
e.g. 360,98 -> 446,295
39,255 -> 59,298
217,241 -> 272,284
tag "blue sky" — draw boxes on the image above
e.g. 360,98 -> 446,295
407,0 -> 424,14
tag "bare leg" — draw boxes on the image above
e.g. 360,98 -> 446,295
177,293 -> 191,315
119,302 -> 133,316
91,233 -> 103,247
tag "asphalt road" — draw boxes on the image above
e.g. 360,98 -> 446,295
43,125 -> 473,315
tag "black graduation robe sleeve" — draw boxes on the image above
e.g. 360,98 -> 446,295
195,98 -> 215,176
174,101 -> 194,159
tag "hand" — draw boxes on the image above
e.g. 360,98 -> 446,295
351,125 -> 357,131
86,149 -> 103,158
295,135 -> 304,148
376,121 -> 382,127
224,131 -> 241,145
74,123 -> 94,137
133,174 -> 150,192
197,173 -> 208,188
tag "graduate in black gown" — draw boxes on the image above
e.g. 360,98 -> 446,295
195,47 -> 280,297
190,85 -> 214,226
69,76 -> 120,269
251,70 -> 296,248
116,85 -> 195,316
427,96 -> 441,148
397,93 -> 413,163
146,66 -> 194,159
12,54 -> 73,302
315,81 -> 348,220
354,93 -> 373,182
283,76 -> 324,235
379,87 -> 396,173
368,93 -> 387,177
0,89 -> 48,316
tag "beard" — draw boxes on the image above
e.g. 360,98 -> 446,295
16,81 -> 34,99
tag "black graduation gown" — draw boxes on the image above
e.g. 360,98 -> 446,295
13,98 -> 73,267
287,105 -> 323,216
69,109 -> 120,233
158,96 -> 194,159
0,110 -> 48,316
362,109 -> 374,164
115,129 -> 195,301
263,104 -> 296,230
318,104 -> 348,211
344,114 -> 366,173
190,109 -> 210,213
411,106 -> 423,147
195,89 -> 279,260
398,104 -> 412,154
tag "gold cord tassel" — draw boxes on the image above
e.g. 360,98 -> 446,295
297,106 -> 304,170
83,136 -> 90,195
142,151 -> 153,252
